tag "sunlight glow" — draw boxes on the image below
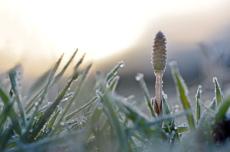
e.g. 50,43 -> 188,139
0,0 -> 225,60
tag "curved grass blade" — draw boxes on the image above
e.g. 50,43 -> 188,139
170,62 -> 195,129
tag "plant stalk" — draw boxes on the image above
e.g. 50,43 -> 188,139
154,72 -> 163,115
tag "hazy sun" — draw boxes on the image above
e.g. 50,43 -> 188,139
1,0 -> 223,60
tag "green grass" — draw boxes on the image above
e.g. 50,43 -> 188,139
1,51 -> 230,152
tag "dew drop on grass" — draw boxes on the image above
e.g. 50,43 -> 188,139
34,102 -> 39,106
34,116 -> 38,121
60,122 -> 65,126
173,105 -> 180,113
59,107 -> 63,113
118,61 -> 125,68
61,97 -> 69,102
135,73 -> 144,81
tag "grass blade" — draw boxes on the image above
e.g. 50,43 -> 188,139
106,61 -> 124,83
162,93 -> 170,115
215,96 -> 230,123
147,111 -> 189,127
195,85 -> 202,125
27,69 -> 52,97
213,77 -> 223,106
170,62 -> 195,129
0,125 -> 14,151
65,96 -> 97,120
53,64 -> 92,132
136,73 -> 156,117
97,89 -> 129,152
0,87 -> 21,135
23,54 -> 65,137
107,76 -> 120,92
26,54 -> 64,112
54,49 -> 78,83
36,109 -> 61,140
22,73 -> 75,142
9,65 -> 26,126
0,99 -> 15,131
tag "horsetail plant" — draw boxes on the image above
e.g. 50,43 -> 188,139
152,31 -> 167,115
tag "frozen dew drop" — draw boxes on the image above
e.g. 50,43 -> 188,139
34,102 -> 39,106
118,61 -> 125,68
135,73 -> 144,81
173,104 -> 180,113
60,122 -> 65,126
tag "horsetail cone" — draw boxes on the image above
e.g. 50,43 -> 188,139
152,31 -> 167,74
152,31 -> 167,115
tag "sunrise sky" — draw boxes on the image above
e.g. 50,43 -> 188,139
0,0 -> 229,75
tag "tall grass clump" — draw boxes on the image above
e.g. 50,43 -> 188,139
1,32 -> 230,152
